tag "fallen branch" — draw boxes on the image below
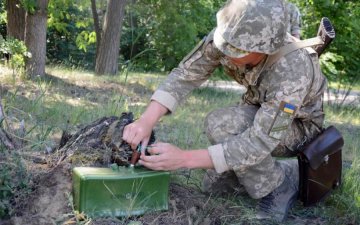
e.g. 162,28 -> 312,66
0,126 -> 15,150
0,99 -> 15,150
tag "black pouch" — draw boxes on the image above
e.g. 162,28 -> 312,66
298,125 -> 344,206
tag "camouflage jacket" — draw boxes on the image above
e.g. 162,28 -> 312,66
151,31 -> 327,173
286,2 -> 302,37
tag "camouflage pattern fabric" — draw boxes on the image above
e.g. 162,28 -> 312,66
203,102 -> 319,198
286,1 -> 302,37
202,169 -> 247,197
150,3 -> 326,199
214,0 -> 288,55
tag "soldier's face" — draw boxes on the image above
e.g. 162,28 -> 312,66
226,52 -> 266,67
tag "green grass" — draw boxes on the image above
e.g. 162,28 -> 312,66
328,81 -> 360,92
1,65 -> 360,224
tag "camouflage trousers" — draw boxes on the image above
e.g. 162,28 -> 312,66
203,104 -> 319,199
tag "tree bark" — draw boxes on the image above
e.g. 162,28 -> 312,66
95,0 -> 127,75
91,0 -> 102,54
128,0 -> 140,58
24,0 -> 49,78
6,0 -> 26,41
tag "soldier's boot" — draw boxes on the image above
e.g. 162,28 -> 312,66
255,159 -> 299,222
202,169 -> 247,197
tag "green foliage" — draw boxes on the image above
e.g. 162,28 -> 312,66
120,0 -> 225,71
3,0 -> 358,85
47,1 -> 96,69
0,1 -> 5,23
291,0 -> 360,87
0,2 -> 7,40
76,31 -> 96,52
319,52 -> 344,81
0,37 -> 30,78
48,1 -> 72,34
0,148 -> 31,219
20,0 -> 37,14
43,0 -> 226,71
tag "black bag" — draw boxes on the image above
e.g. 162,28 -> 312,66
298,125 -> 344,206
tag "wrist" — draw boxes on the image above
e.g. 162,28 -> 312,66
182,151 -> 193,169
137,115 -> 156,128
140,101 -> 168,127
182,149 -> 214,170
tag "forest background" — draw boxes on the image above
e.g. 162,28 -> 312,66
1,0 -> 359,84
0,0 -> 360,224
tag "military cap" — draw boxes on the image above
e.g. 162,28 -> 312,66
214,0 -> 288,57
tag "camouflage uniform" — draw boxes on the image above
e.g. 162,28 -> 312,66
151,0 -> 326,199
286,1 -> 302,38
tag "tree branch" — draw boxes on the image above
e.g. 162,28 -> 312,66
0,99 -> 7,125
0,100 -> 16,150
91,0 -> 102,52
0,126 -> 15,150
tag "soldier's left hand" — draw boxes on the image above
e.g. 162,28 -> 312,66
139,142 -> 186,171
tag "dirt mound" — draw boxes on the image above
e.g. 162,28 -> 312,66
7,163 -> 242,225
5,112 -> 159,224
53,112 -> 155,167
10,164 -> 73,225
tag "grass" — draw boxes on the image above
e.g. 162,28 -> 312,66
328,81 -> 360,92
1,65 -> 360,224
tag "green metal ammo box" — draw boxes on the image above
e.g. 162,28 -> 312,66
72,166 -> 170,218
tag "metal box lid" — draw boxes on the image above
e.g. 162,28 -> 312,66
73,166 -> 170,218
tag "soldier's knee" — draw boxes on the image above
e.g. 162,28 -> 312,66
202,169 -> 246,196
204,110 -> 215,135
204,109 -> 226,144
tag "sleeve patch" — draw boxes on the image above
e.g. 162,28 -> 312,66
267,101 -> 297,140
280,101 -> 297,115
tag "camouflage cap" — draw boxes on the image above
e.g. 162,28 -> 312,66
214,0 -> 287,56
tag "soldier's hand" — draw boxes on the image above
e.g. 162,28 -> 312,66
122,118 -> 153,151
139,142 -> 187,171
123,100 -> 168,151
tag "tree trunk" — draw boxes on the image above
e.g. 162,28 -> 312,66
6,0 -> 26,41
95,0 -> 127,75
24,0 -> 49,78
91,0 -> 102,54
128,0 -> 140,58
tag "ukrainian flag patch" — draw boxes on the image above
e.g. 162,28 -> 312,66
280,101 -> 297,115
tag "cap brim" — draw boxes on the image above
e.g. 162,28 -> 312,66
214,27 -> 250,58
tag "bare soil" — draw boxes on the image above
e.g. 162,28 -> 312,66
3,154 -> 245,225
2,152 -> 323,225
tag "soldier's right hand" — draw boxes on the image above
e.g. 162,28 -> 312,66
122,118 -> 153,151
123,100 -> 169,151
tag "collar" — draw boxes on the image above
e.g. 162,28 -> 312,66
245,55 -> 268,85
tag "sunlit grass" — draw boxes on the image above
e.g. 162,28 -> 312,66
325,105 -> 360,125
328,81 -> 360,92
